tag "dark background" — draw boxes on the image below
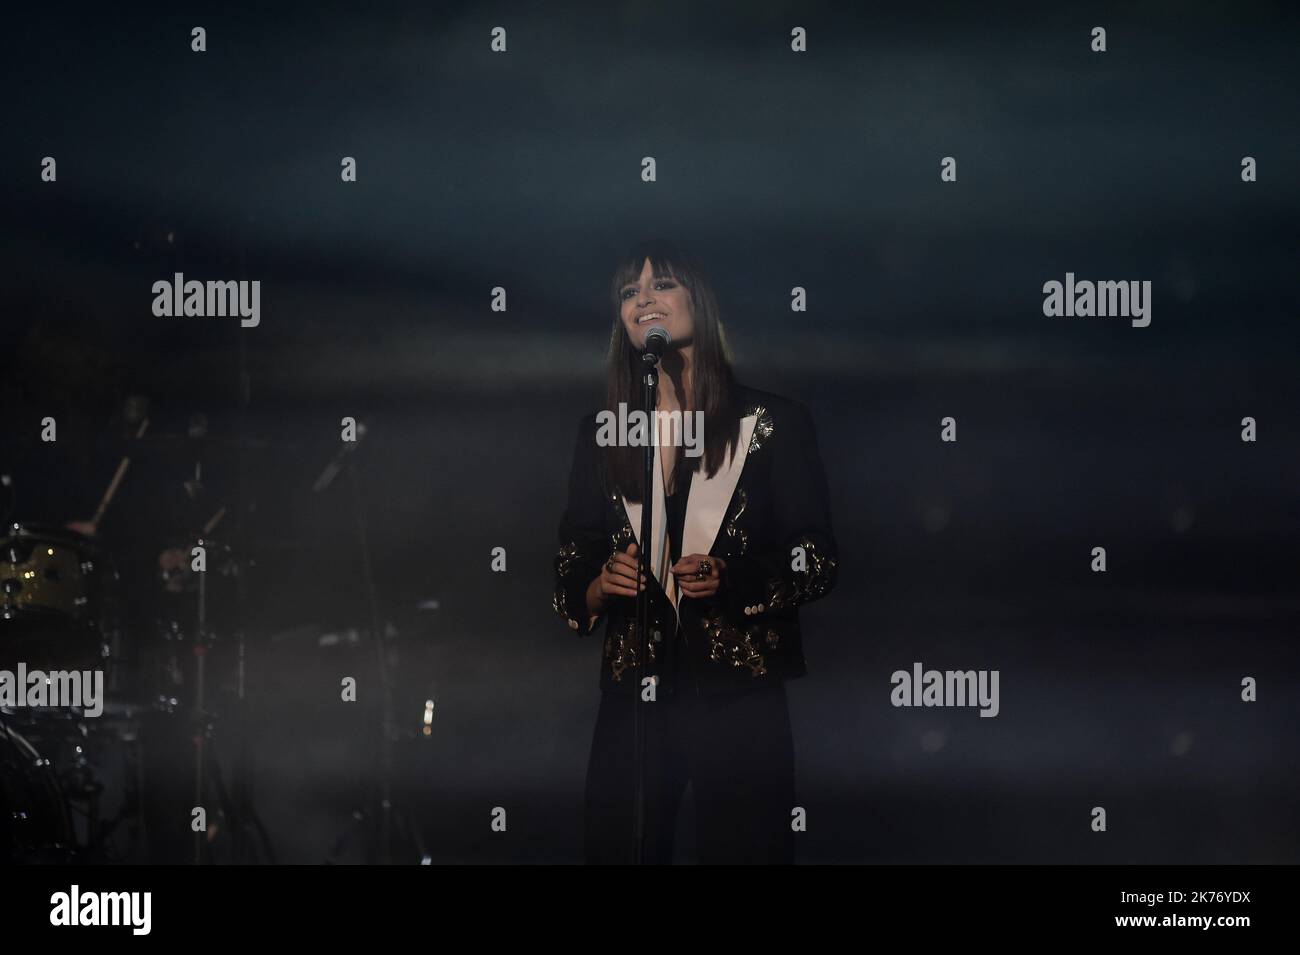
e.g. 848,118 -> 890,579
3,1 -> 1298,863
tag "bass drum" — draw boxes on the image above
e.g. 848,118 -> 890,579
0,719 -> 76,863
0,522 -> 111,672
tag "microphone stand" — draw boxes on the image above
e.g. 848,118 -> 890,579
632,355 -> 659,864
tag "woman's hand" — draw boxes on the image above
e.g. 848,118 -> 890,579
671,553 -> 726,600
586,542 -> 644,615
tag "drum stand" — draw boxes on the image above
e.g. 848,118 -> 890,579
187,546 -> 237,864
184,311 -> 276,864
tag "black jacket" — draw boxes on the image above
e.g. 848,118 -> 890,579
552,385 -> 838,698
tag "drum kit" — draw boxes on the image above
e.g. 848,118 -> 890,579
3,389 -> 421,864
0,421 -> 275,864
1,519 -> 141,863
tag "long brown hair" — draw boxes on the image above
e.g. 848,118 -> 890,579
603,239 -> 741,502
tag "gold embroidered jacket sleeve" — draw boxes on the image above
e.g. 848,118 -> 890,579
552,415 -> 610,637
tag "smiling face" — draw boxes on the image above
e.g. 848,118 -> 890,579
618,257 -> 695,351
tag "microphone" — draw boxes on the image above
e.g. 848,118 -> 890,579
641,325 -> 670,366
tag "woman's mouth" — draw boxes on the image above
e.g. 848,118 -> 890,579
636,312 -> 667,324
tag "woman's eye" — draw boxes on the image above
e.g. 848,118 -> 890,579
656,281 -> 675,290
621,288 -> 635,299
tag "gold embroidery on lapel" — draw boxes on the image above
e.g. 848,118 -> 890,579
596,496 -> 652,680
610,520 -> 634,554
744,405 -> 774,454
723,488 -> 748,555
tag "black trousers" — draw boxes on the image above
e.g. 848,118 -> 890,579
583,680 -> 796,864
